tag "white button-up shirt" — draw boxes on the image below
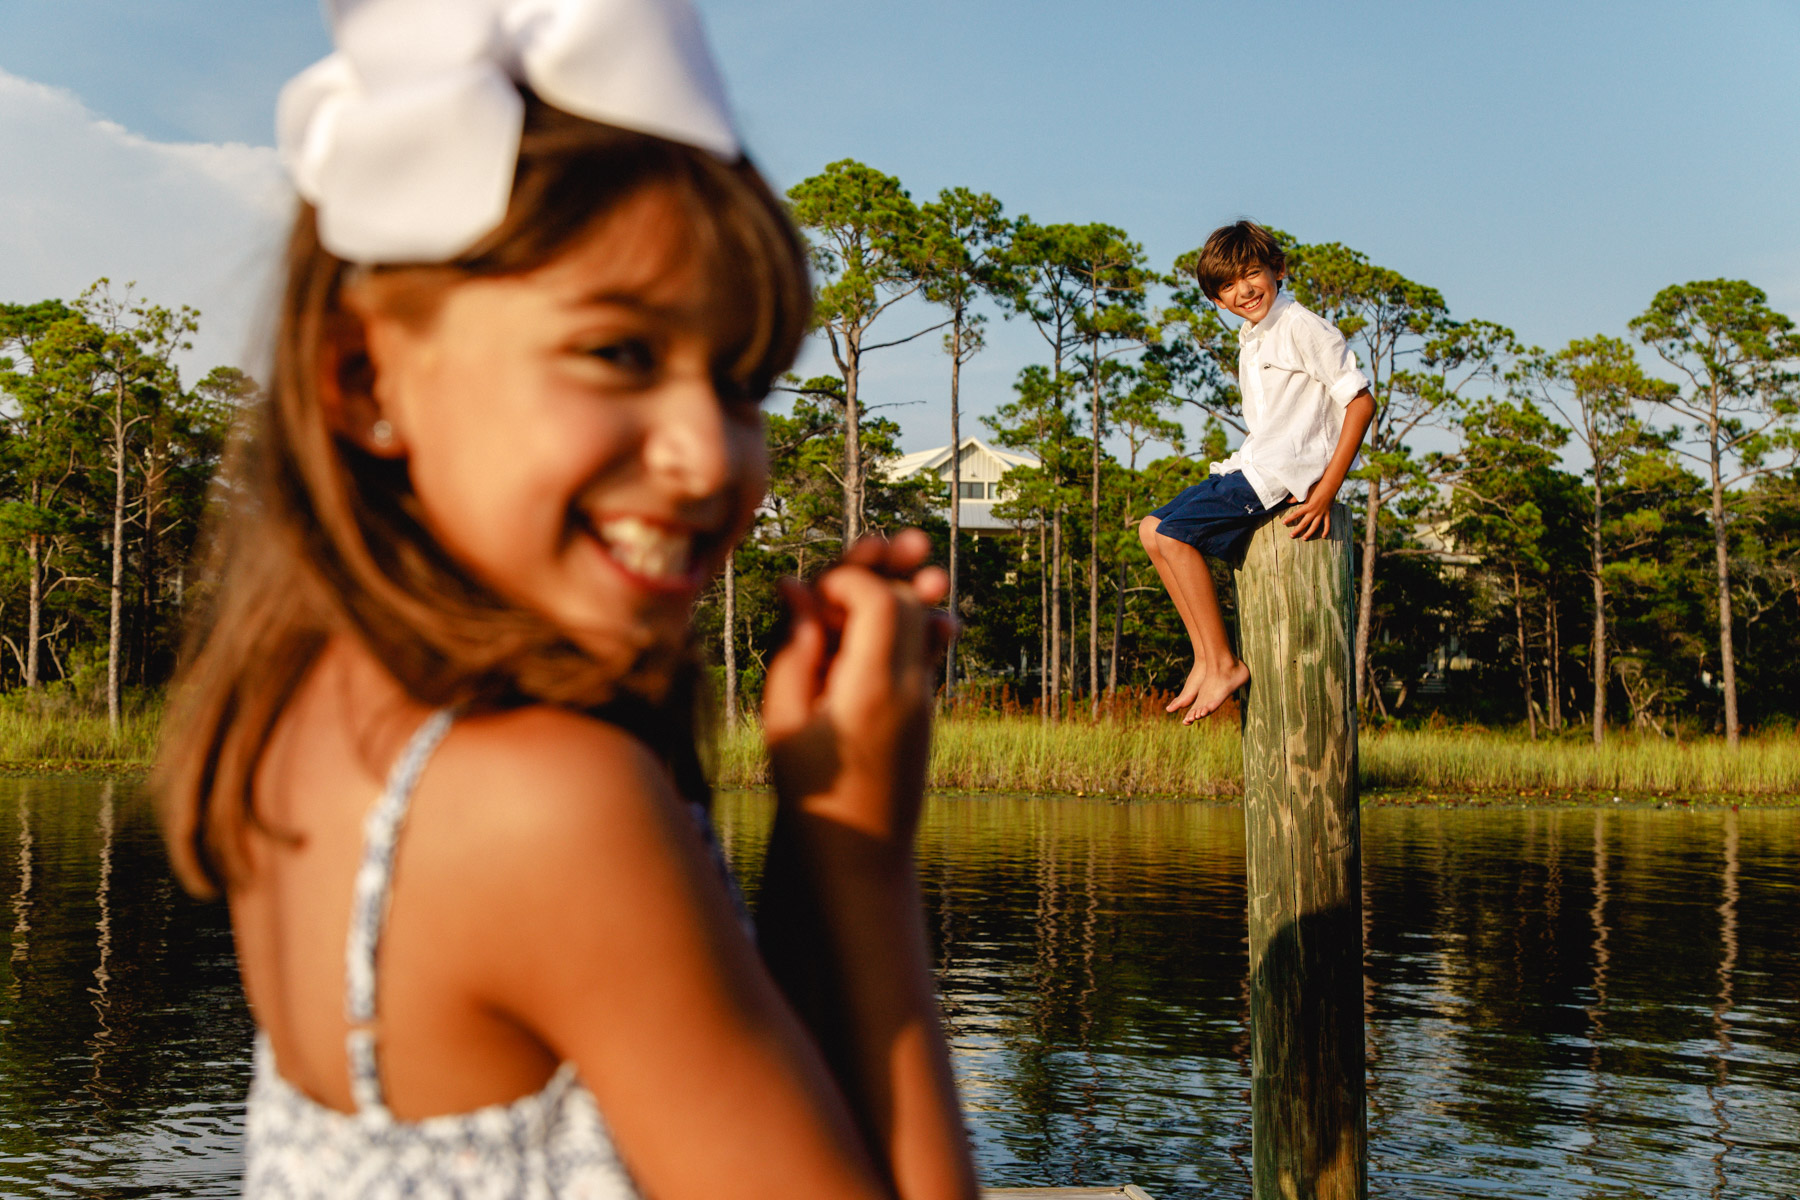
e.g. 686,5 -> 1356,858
1210,292 -> 1370,508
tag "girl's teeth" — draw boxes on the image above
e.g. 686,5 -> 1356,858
596,517 -> 692,580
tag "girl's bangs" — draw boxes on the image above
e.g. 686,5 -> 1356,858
459,100 -> 811,397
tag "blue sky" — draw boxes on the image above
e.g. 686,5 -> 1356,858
4,0 -> 1798,453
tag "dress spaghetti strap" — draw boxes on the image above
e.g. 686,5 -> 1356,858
242,704 -> 643,1196
342,707 -> 456,1116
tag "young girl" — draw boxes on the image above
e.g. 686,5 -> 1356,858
156,3 -> 979,1197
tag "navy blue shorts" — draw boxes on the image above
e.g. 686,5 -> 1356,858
1148,471 -> 1283,562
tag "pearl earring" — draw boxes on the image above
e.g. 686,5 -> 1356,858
370,418 -> 394,447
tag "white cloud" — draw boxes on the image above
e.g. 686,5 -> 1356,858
0,68 -> 291,379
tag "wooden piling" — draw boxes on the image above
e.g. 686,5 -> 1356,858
1231,503 -> 1366,1200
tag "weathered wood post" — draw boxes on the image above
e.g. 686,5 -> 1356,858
1232,502 -> 1365,1200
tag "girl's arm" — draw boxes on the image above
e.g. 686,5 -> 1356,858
437,534 -> 971,1199
440,708 -> 899,1200
757,533 -> 980,1200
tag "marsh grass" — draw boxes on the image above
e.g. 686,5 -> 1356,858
715,712 -> 1800,801
2,684 -> 1791,800
0,688 -> 160,771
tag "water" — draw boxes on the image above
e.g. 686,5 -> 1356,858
0,780 -> 251,1198
2,780 -> 1796,1199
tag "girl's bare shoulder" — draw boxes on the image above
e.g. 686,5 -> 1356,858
401,705 -> 752,1056
418,706 -> 687,861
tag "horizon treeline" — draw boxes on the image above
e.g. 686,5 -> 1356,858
0,282 -> 244,732
4,165 -> 1798,743
704,160 -> 1800,746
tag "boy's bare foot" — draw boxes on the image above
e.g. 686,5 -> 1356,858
1184,659 -> 1250,724
1167,661 -> 1207,714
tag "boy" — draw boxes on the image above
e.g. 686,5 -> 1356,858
1139,220 -> 1375,723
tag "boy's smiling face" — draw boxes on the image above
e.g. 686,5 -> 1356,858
1216,266 -> 1284,325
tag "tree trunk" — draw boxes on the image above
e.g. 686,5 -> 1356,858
1063,513 -> 1075,702
1709,441 -> 1738,748
1108,555 -> 1126,699
1591,485 -> 1607,746
947,323 -> 962,700
1513,565 -> 1536,741
1038,515 -> 1049,721
723,549 -> 738,733
1355,480 -> 1380,713
842,334 -> 863,545
1545,592 -> 1562,732
25,529 -> 41,691
1051,506 -> 1063,721
1234,503 -> 1366,1200
139,423 -> 166,687
108,386 -> 126,735
1089,361 -> 1101,718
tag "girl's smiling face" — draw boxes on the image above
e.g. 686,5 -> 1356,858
349,185 -> 768,653
1215,265 -> 1284,325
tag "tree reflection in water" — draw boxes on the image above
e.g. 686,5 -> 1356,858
9,787 -> 33,995
0,783 -> 1796,1199
1709,810 -> 1738,1200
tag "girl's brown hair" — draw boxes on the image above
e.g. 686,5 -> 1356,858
158,95 -> 811,898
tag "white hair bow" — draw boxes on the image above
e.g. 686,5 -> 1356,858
278,0 -> 741,263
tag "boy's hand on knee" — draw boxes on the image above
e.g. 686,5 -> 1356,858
1282,494 -> 1333,541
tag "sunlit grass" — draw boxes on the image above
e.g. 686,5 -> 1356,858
1362,726 -> 1800,798
0,689 -> 160,769
3,687 -> 1792,800
715,714 -> 1800,800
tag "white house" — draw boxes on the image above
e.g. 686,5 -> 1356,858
883,437 -> 1039,532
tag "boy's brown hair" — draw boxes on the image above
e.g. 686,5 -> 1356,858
1193,220 -> 1286,301
156,94 -> 812,898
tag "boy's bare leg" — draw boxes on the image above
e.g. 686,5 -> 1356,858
1139,517 -> 1210,712
1139,518 -> 1250,721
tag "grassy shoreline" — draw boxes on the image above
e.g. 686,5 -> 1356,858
715,714 -> 1800,804
2,706 -> 1792,803
0,703 -> 159,776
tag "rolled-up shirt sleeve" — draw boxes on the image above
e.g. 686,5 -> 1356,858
1292,320 -> 1370,407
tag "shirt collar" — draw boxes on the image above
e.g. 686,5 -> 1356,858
1237,291 -> 1294,345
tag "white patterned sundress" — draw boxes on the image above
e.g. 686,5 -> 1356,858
243,709 -> 646,1199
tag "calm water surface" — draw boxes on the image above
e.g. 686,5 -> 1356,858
1,779 -> 1795,1198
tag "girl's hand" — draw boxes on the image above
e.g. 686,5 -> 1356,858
761,530 -> 952,845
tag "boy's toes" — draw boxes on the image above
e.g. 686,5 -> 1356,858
1167,666 -> 1205,713
1191,662 -> 1251,720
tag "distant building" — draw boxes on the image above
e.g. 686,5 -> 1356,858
883,437 -> 1040,533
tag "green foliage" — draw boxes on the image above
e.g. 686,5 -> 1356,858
786,160 -> 937,541
0,284 -> 226,718
1144,259 -> 1241,435
5,178 -> 1796,761
1630,280 -> 1800,740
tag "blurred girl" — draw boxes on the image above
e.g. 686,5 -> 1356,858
156,2 -> 977,1196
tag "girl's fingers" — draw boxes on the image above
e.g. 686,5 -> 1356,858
884,528 -> 932,573
842,535 -> 889,569
762,578 -> 826,736
837,529 -> 934,581
910,565 -> 949,606
814,564 -> 924,685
